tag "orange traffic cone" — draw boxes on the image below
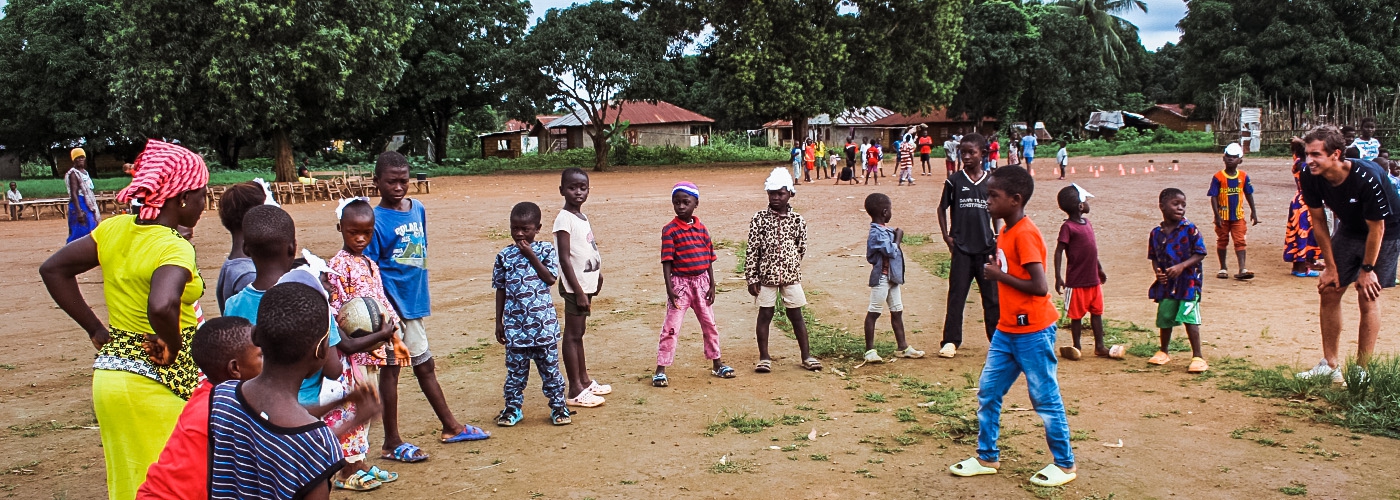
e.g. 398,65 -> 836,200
1131,167 -> 1136,174
1094,169 -> 1100,178
1030,168 -> 1036,176
1070,166 -> 1076,174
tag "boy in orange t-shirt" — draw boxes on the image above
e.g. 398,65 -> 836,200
948,165 -> 1077,488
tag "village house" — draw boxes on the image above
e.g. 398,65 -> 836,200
545,101 -> 713,150
762,106 -> 894,148
479,115 -> 560,159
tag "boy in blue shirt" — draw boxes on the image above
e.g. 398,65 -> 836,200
862,193 -> 923,363
366,152 -> 485,463
492,202 -> 571,426
1020,133 -> 1037,168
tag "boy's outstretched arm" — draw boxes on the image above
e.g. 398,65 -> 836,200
984,258 -> 1050,296
494,289 -> 506,345
1053,241 -> 1067,294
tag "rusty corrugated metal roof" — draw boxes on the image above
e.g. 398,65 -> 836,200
546,101 -> 714,128
868,109 -> 994,127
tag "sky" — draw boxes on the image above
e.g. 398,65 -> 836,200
1121,0 -> 1187,50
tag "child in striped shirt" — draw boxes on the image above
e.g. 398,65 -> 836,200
654,182 -> 732,387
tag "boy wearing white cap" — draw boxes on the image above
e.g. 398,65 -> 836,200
1208,143 -> 1259,280
746,168 -> 819,372
1053,184 -> 1120,360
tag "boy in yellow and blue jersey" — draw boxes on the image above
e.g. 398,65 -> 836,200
1207,143 -> 1258,280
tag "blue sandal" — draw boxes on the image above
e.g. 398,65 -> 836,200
712,366 -> 736,379
367,466 -> 399,483
442,424 -> 491,443
496,407 -> 523,427
551,408 -> 572,426
381,442 -> 428,463
652,373 -> 669,387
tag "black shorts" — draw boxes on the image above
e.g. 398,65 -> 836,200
920,153 -> 930,162
1331,233 -> 1400,288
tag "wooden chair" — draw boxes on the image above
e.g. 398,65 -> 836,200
206,186 -> 227,211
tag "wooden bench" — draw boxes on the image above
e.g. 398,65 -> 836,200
10,198 -> 70,220
412,178 -> 431,194
308,170 -> 348,180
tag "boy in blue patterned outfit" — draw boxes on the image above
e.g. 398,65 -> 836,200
1147,188 -> 1210,373
493,202 -> 571,426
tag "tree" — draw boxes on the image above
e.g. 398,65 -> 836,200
0,0 -> 125,174
1055,0 -> 1147,74
107,0 -> 414,180
389,0 -> 530,163
947,0 -> 1037,126
841,0 -> 969,115
1016,6 -> 1117,134
520,1 -> 673,171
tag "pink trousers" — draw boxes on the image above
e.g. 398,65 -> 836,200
657,273 -> 722,366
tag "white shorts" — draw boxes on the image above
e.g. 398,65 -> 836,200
755,284 -> 807,308
401,318 -> 432,366
868,276 -> 904,313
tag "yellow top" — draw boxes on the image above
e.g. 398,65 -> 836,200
92,215 -> 204,332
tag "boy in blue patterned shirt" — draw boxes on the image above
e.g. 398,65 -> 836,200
493,202 -> 571,426
1148,188 -> 1209,373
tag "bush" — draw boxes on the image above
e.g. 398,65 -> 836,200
1067,129 -> 1215,157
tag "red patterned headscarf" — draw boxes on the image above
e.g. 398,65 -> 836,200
117,140 -> 209,220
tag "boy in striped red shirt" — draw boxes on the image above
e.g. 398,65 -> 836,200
653,182 -> 733,387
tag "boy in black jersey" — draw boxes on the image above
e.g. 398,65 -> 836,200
937,133 -> 1001,358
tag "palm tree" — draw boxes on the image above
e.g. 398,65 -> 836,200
1055,0 -> 1147,74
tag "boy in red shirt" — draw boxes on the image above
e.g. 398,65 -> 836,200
948,165 -> 1077,488
137,317 -> 263,499
1053,184 -> 1121,359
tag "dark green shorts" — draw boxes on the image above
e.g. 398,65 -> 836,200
1155,298 -> 1201,328
560,285 -> 597,317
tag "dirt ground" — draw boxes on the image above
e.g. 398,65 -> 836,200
3,152 -> 1399,499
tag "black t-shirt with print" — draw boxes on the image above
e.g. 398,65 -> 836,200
941,170 -> 997,255
1300,158 -> 1400,240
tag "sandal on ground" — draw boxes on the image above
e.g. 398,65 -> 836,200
586,380 -> 612,395
1292,270 -> 1320,278
652,373 -> 669,387
366,466 -> 398,484
896,346 -> 925,359
442,424 -> 490,443
1107,345 -> 1127,359
1217,269 -> 1230,279
381,442 -> 428,463
1235,270 -> 1255,280
1188,357 -> 1210,373
496,407 -> 523,427
551,408 -> 572,426
1147,351 -> 1171,365
1029,464 -> 1077,487
333,470 -> 383,491
566,390 -> 606,408
949,457 -> 998,477
712,366 -> 736,379
1059,346 -> 1082,361
754,359 -> 772,373
863,349 -> 884,364
801,357 -> 823,371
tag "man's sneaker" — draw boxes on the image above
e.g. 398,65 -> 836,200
896,346 -> 926,359
938,343 -> 957,358
1296,359 -> 1344,384
863,349 -> 884,364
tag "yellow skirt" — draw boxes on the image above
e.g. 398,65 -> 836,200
93,369 -> 185,500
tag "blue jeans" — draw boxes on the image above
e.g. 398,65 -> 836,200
976,325 -> 1075,468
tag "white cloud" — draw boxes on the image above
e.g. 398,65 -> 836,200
1120,0 -> 1187,51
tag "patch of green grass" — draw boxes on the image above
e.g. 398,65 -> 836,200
618,479 -> 637,485
708,458 -> 755,474
892,435 -> 917,446
1230,426 -> 1260,439
1064,129 -> 1215,158
854,407 -> 882,414
863,392 -> 887,403
704,411 -> 776,436
0,363 -> 15,370
1279,482 -> 1307,496
894,407 -> 918,422
901,233 -> 932,246
809,454 -> 828,461
780,414 -> 807,426
910,249 -> 952,279
1215,356 -> 1400,439
1070,429 -> 1094,442
732,241 -> 748,275
1256,437 -> 1279,447
772,303 -> 892,362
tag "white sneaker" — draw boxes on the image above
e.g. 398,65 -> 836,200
938,343 -> 957,359
586,380 -> 612,395
896,346 -> 926,359
1296,359 -> 1344,384
863,349 -> 884,364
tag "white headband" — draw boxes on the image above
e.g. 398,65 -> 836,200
335,197 -> 371,220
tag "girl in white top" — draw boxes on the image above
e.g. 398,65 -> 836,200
553,168 -> 610,408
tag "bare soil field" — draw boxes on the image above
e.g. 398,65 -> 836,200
2,153 -> 1398,499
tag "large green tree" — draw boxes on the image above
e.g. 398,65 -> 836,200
520,1 -> 673,171
947,0 -> 1037,126
107,0 -> 414,180
1055,0 -> 1146,74
388,0 -> 530,163
1016,6 -> 1117,134
1176,0 -> 1400,110
0,0 -> 125,174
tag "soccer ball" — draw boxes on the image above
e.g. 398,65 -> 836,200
337,296 -> 384,337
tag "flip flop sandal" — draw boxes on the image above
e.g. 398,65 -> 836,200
1235,270 -> 1255,280
566,390 -> 606,408
801,357 -> 823,371
586,380 -> 612,395
1029,464 -> 1078,487
334,470 -> 383,491
496,407 -> 523,427
1147,351 -> 1171,365
442,424 -> 491,443
1292,270 -> 1321,278
551,408 -> 573,426
949,457 -> 998,477
381,442 -> 428,463
1059,346 -> 1082,361
1188,357 -> 1210,373
366,466 -> 398,484
1108,345 -> 1127,359
1217,270 -> 1230,279
754,360 -> 772,373
712,365 -> 736,379
652,373 -> 669,387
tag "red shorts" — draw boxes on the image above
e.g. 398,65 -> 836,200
1215,219 -> 1247,251
1065,285 -> 1104,320
945,159 -> 956,172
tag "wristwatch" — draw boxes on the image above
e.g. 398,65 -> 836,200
1360,263 -> 1376,273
